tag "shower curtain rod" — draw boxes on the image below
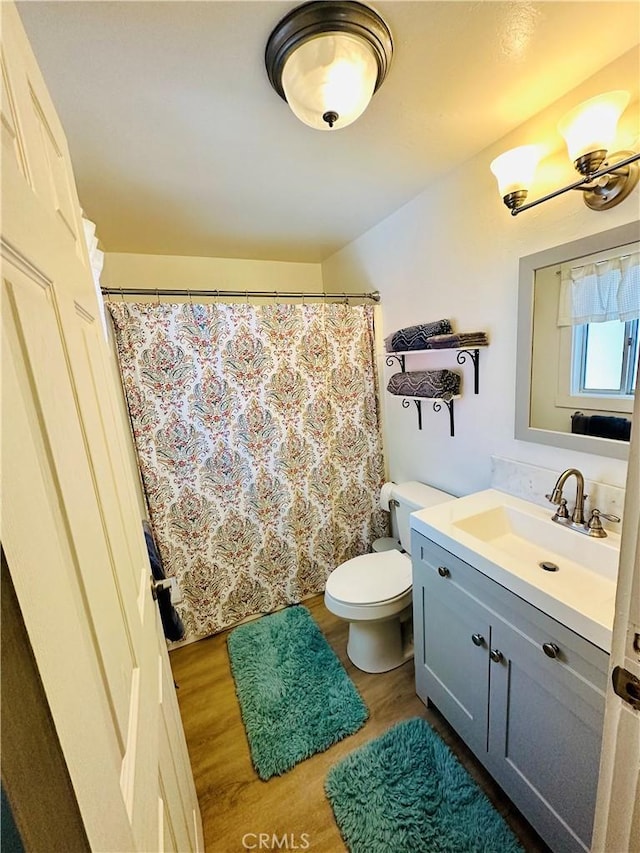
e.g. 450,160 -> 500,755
100,286 -> 380,302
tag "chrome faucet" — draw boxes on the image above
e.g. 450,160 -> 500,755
546,468 -> 620,537
546,468 -> 586,524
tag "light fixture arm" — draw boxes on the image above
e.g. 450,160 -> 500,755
510,151 -> 640,216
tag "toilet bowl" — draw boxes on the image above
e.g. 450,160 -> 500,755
324,481 -> 455,673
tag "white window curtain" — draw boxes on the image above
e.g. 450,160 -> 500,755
557,250 -> 640,326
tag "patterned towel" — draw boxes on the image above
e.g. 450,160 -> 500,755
425,331 -> 489,349
387,370 -> 461,400
384,319 -> 453,353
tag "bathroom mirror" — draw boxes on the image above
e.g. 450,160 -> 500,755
516,222 -> 639,460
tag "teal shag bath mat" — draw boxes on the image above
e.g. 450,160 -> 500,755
325,717 -> 524,853
227,605 -> 368,781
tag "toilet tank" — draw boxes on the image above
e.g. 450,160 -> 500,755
390,481 -> 455,554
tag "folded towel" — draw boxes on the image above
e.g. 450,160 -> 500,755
571,411 -> 631,441
387,369 -> 461,400
385,319 -> 453,353
425,331 -> 489,349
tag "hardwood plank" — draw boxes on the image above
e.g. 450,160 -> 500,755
170,595 -> 550,852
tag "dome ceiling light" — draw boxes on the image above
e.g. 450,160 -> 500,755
265,1 -> 393,131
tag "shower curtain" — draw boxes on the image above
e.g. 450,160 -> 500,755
107,301 -> 387,640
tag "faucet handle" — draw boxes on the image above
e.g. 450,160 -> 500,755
588,508 -> 621,527
552,498 -> 570,520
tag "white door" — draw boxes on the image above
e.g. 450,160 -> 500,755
592,380 -> 640,852
0,4 -> 203,850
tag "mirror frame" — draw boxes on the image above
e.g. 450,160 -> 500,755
516,221 -> 639,461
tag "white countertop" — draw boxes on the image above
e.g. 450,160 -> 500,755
411,488 -> 621,652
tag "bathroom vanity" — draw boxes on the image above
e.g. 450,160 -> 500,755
410,489 -> 619,853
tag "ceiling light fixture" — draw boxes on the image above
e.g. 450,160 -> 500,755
490,90 -> 640,215
265,0 -> 393,131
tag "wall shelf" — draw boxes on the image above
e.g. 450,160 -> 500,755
385,346 -> 486,394
386,345 -> 488,437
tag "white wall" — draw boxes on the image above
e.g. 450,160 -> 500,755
103,251 -> 323,299
322,48 -> 639,497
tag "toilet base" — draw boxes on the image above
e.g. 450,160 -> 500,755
346,609 -> 414,673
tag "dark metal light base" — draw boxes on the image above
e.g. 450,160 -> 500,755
574,149 -> 607,177
503,189 -> 528,211
581,150 -> 640,211
265,1 -> 393,102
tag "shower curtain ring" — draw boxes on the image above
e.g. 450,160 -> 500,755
188,289 -> 193,305
119,287 -> 124,303
245,290 -> 249,305
156,289 -> 160,305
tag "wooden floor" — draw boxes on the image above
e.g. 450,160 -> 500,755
170,595 -> 550,853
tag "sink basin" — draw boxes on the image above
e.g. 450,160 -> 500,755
411,488 -> 621,651
451,503 -> 619,581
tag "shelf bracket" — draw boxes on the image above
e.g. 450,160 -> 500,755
433,398 -> 455,437
402,398 -> 422,430
456,348 -> 480,394
386,353 -> 406,371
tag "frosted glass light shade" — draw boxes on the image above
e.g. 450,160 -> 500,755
282,33 -> 378,131
558,90 -> 630,162
490,145 -> 542,197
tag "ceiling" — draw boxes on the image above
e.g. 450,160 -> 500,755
17,1 -> 640,263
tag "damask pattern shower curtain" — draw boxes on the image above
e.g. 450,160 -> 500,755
107,302 -> 387,641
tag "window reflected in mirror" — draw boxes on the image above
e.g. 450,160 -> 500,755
530,240 -> 639,442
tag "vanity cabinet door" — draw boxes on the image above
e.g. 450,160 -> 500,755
413,550 -> 491,758
487,615 -> 607,853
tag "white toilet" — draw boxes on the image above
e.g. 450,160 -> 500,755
324,481 -> 455,673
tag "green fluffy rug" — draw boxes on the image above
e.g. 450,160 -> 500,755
325,717 -> 524,853
227,605 -> 368,781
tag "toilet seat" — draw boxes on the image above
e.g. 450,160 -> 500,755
325,550 -> 411,606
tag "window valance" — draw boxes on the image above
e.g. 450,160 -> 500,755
557,249 -> 640,326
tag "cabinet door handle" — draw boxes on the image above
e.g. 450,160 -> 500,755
490,649 -> 503,663
471,633 -> 485,647
542,642 -> 560,659
437,566 -> 450,578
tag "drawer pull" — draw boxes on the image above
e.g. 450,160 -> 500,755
471,633 -> 485,647
437,566 -> 450,578
490,649 -> 503,663
542,642 -> 560,659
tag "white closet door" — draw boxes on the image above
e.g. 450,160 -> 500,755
0,3 -> 202,850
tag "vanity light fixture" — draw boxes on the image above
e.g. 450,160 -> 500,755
265,0 -> 393,131
491,90 -> 640,215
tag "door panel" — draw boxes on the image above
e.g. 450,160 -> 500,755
418,565 -> 491,757
488,619 -> 606,852
1,51 -> 29,181
5,270 -> 136,742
